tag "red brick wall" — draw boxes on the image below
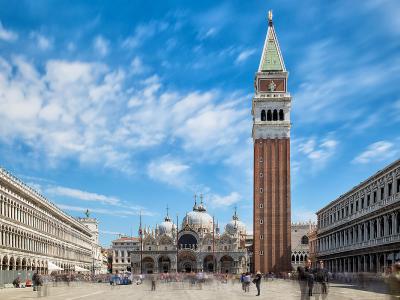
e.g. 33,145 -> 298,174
253,138 -> 291,273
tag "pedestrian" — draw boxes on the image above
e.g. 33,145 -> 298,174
151,274 -> 156,291
253,271 -> 262,296
314,260 -> 329,300
244,272 -> 251,292
240,273 -> 245,291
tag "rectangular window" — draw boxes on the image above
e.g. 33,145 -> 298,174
397,179 -> 400,193
356,201 -> 359,211
350,203 -> 353,214
259,157 -> 263,162
367,195 -> 370,206
260,188 -> 263,193
260,235 -> 264,240
260,219 -> 264,224
381,187 -> 384,200
388,183 -> 392,196
260,172 -> 263,178
260,250 -> 264,255
373,191 -> 377,203
259,203 -> 264,209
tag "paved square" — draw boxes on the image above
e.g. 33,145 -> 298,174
0,279 -> 390,300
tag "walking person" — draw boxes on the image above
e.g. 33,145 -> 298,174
151,274 -> 156,291
253,271 -> 262,296
244,272 -> 251,292
314,260 -> 329,300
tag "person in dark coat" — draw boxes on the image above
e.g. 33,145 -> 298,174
253,271 -> 262,296
314,260 -> 329,300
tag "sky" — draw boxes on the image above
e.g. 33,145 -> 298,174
0,0 -> 399,247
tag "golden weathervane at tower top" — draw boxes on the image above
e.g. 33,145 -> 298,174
268,10 -> 273,22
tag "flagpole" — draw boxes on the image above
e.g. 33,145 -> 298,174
212,215 -> 215,273
139,211 -> 143,275
176,214 -> 179,273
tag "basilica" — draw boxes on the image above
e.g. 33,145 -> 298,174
129,196 -> 249,274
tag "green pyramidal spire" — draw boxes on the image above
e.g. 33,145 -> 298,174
259,10 -> 286,72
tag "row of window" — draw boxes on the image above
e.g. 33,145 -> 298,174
0,225 -> 90,262
319,179 -> 400,228
260,109 -> 285,121
0,192 -> 91,248
318,212 -> 400,252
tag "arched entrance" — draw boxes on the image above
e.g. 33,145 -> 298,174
178,251 -> 197,273
2,256 -> 8,270
220,255 -> 234,273
203,255 -> 216,272
142,257 -> 155,274
158,256 -> 171,273
178,234 -> 198,250
9,257 -> 15,270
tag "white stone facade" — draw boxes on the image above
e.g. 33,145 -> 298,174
0,167 -> 94,273
291,222 -> 315,268
127,200 -> 248,274
316,159 -> 400,273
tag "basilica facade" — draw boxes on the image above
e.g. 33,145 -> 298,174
130,196 -> 248,274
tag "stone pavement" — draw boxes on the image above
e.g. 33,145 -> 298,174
0,279 -> 390,300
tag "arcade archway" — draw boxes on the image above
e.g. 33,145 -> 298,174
178,251 -> 197,273
220,255 -> 234,273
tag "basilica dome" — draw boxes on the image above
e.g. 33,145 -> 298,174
158,216 -> 175,235
225,209 -> 246,235
182,196 -> 213,231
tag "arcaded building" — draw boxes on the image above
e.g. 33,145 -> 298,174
316,159 -> 400,273
291,222 -> 315,269
130,197 -> 248,274
252,11 -> 292,273
0,167 -> 94,274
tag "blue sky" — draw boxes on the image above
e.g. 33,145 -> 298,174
0,0 -> 399,246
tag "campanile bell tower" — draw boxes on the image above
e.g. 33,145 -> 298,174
252,11 -> 291,273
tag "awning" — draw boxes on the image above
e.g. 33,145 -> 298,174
48,262 -> 63,271
74,265 -> 90,272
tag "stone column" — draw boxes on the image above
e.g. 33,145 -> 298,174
377,218 -> 382,238
384,215 -> 389,236
393,212 -> 398,235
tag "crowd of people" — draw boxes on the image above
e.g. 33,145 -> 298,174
7,260 -> 400,298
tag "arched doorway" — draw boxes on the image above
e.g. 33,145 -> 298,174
220,255 -> 234,273
9,257 -> 15,270
16,257 -> 21,270
158,256 -> 171,273
203,255 -> 216,272
22,258 -> 27,271
178,251 -> 197,273
2,256 -> 8,270
142,257 -> 155,274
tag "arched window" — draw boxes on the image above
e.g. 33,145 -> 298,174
267,110 -> 272,121
261,110 -> 266,121
279,109 -> 284,121
301,235 -> 309,245
273,110 -> 278,121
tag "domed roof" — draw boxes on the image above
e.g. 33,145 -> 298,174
158,207 -> 175,235
182,194 -> 213,230
225,208 -> 246,235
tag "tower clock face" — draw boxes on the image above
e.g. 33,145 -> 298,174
258,78 -> 286,92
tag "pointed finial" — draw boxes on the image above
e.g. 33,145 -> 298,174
166,205 -> 169,217
268,10 -> 273,24
200,193 -> 203,204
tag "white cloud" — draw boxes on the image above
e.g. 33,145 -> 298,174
147,156 -> 190,188
30,32 -> 53,50
93,35 -> 109,56
47,186 -> 120,205
209,192 -> 241,207
122,21 -> 169,49
130,56 -> 146,74
352,141 -> 399,164
295,136 -> 338,172
0,55 -> 249,177
235,49 -> 256,64
0,21 -> 17,41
